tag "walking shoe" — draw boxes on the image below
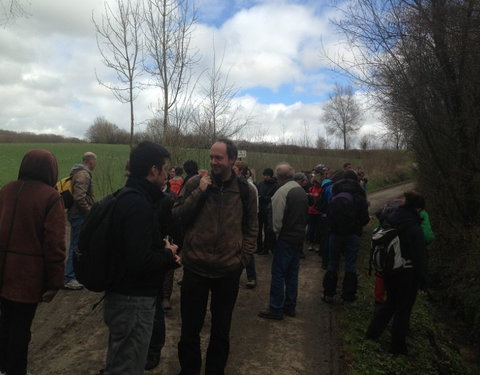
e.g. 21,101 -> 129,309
245,279 -> 257,289
258,309 -> 283,320
63,280 -> 84,290
145,353 -> 160,370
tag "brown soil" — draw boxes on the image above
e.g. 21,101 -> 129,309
28,183 -> 413,375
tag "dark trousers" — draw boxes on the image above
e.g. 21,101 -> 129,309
318,217 -> 330,266
178,268 -> 241,375
163,269 -> 175,299
306,214 -> 321,244
366,269 -> 418,354
245,256 -> 256,281
257,210 -> 274,252
0,298 -> 38,375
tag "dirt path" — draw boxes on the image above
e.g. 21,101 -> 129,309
28,182 -> 414,375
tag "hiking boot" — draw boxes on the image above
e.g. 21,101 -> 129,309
162,297 -> 172,311
145,353 -> 160,370
258,309 -> 283,320
63,280 -> 84,290
245,279 -> 257,289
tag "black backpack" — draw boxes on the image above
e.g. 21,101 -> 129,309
370,224 -> 411,274
327,192 -> 356,234
74,187 -> 138,292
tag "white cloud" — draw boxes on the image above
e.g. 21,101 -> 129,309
0,0 -> 383,146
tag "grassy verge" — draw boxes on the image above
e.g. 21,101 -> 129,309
339,223 -> 473,375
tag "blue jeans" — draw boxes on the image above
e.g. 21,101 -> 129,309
269,239 -> 301,313
103,292 -> 156,375
328,233 -> 361,273
65,214 -> 85,283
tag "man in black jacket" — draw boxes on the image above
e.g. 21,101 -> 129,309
256,168 -> 278,254
323,170 -> 370,303
101,141 -> 180,375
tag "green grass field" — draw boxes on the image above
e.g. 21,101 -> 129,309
0,143 -> 414,198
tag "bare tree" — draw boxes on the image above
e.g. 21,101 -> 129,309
380,109 -> 409,150
330,0 -> 480,339
93,0 -> 143,149
315,134 -> 329,149
192,45 -> 252,143
86,116 -> 125,144
143,0 -> 197,141
0,0 -> 28,26
322,83 -> 363,149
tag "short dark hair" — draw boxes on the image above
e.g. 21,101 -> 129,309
216,138 -> 237,161
343,170 -> 359,181
403,190 -> 425,210
183,160 -> 198,175
129,141 -> 170,178
175,167 -> 184,176
263,168 -> 274,177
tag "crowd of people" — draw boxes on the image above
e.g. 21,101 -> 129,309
0,139 -> 432,375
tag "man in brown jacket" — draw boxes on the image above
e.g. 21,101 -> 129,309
64,152 -> 96,290
173,139 -> 258,375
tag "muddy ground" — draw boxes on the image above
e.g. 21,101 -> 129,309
28,183 -> 413,375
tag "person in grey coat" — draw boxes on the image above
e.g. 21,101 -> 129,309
258,162 -> 308,320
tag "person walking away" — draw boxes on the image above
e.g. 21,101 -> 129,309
256,168 -> 278,255
233,161 -> 258,289
365,191 -> 429,355
0,150 -> 66,375
323,170 -> 370,303
64,152 -> 96,290
258,162 -> 308,320
173,139 -> 258,375
99,141 -> 180,375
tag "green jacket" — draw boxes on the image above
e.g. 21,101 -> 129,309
420,209 -> 434,244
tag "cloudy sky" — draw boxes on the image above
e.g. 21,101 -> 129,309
0,0 -> 382,145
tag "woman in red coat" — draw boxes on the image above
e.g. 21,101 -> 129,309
0,149 -> 66,375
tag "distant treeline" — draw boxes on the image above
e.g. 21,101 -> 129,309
0,129 -> 84,143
